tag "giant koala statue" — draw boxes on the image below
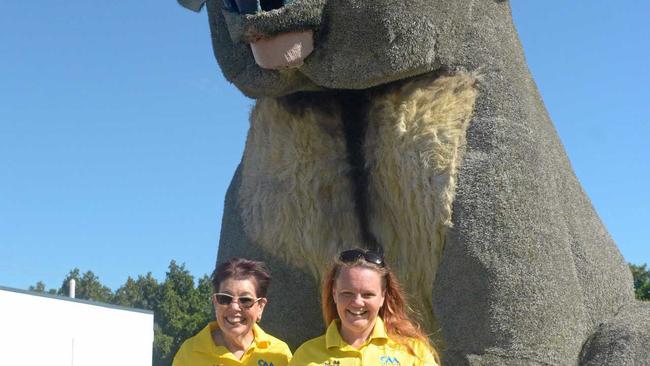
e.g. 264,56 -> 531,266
179,0 -> 650,364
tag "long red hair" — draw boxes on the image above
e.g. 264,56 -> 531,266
321,257 -> 440,363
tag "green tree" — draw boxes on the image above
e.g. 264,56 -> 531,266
113,273 -> 161,310
153,325 -> 174,365
58,268 -> 113,303
29,281 -> 58,294
196,274 -> 214,319
29,281 -> 46,293
630,263 -> 650,301
155,261 -> 212,365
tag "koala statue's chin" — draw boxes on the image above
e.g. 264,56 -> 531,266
180,0 -> 650,364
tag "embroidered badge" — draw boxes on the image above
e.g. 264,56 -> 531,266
257,360 -> 275,366
323,360 -> 341,366
380,355 -> 401,365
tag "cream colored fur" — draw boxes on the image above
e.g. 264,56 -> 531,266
239,96 -> 362,279
239,72 -> 478,337
365,73 -> 478,339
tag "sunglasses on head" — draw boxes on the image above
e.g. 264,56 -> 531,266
339,249 -> 385,267
212,293 -> 262,308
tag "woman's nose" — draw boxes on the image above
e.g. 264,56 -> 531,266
351,294 -> 364,305
228,299 -> 243,310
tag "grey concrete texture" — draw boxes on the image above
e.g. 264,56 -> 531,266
205,0 -> 649,364
579,302 -> 650,366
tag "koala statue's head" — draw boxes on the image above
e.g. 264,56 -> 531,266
180,0 -> 512,98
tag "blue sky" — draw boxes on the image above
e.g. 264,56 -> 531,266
1,2 -> 648,292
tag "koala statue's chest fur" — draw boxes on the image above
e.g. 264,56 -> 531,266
238,72 -> 477,333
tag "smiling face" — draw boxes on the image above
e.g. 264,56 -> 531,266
333,266 -> 386,343
213,277 -> 267,341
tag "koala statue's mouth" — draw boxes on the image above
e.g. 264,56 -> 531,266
220,0 -> 322,70
249,30 -> 313,70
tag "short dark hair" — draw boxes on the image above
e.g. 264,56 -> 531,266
211,257 -> 272,298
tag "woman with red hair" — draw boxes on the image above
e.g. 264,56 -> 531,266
290,248 -> 439,365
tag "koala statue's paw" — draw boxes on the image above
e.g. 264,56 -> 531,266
579,302 -> 650,366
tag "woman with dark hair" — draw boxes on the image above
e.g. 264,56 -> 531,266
289,248 -> 439,366
173,257 -> 292,366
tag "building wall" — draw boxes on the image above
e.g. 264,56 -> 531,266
0,287 -> 154,366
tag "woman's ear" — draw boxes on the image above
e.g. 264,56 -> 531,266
257,298 -> 268,322
258,297 -> 268,311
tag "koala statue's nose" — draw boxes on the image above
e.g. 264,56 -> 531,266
224,0 -> 292,14
212,0 -> 315,70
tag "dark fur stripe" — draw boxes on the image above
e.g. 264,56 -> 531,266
339,91 -> 383,254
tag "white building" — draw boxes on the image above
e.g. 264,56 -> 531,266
0,285 -> 154,366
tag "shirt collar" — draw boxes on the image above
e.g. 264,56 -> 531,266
325,317 -> 388,350
252,323 -> 272,349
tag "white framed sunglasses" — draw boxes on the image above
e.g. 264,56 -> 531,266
212,293 -> 262,309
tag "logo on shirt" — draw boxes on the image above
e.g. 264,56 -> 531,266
380,355 -> 401,365
323,361 -> 340,366
257,360 -> 275,366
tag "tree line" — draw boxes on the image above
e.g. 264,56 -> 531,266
29,262 -> 650,366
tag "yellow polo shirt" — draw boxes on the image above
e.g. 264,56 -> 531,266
172,321 -> 292,366
289,317 -> 437,366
